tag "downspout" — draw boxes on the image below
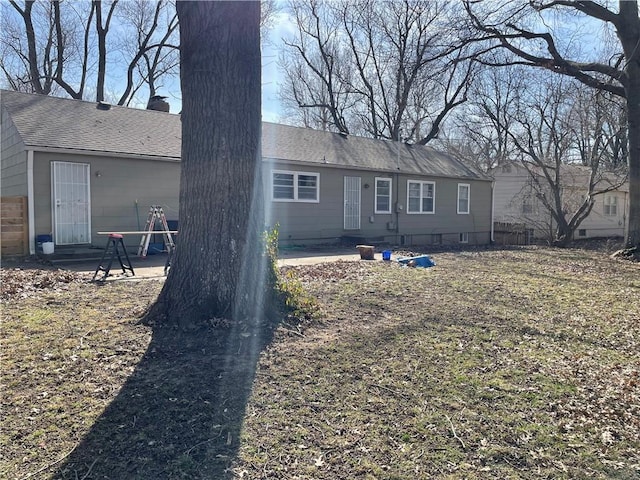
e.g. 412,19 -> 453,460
395,135 -> 401,243
623,191 -> 629,240
27,150 -> 35,255
394,172 -> 400,239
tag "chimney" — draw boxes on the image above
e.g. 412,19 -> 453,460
147,95 -> 170,112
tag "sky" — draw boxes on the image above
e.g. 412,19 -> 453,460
0,0 -> 293,122
152,9 -> 294,123
260,10 -> 297,123
4,2 -> 614,125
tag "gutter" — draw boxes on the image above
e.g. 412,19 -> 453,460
24,145 -> 180,163
262,157 -> 492,183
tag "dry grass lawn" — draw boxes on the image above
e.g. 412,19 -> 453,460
1,246 -> 639,479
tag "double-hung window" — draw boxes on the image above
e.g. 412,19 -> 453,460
457,184 -> 470,214
407,180 -> 435,214
375,177 -> 392,214
604,195 -> 618,216
272,170 -> 319,202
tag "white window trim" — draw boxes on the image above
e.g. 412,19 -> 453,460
407,180 -> 435,214
457,183 -> 470,214
374,177 -> 392,214
459,232 -> 469,243
271,170 -> 320,203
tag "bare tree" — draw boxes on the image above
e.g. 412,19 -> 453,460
146,0 -> 270,327
279,0 -> 353,133
93,0 -> 118,102
464,0 -> 639,249
1,0 -> 179,105
260,0 -> 280,31
115,0 -> 179,105
2,0 -> 64,95
439,57 -> 527,171
571,86 -> 628,172
505,76 -> 627,246
279,0 -> 475,143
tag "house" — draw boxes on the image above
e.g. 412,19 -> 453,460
1,89 -> 493,256
491,162 -> 629,243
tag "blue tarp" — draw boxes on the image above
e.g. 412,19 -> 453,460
397,255 -> 436,268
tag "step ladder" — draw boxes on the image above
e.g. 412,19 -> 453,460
138,205 -> 176,257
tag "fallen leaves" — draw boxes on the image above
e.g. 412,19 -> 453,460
0,268 -> 86,301
1,246 -> 639,479
236,247 -> 640,478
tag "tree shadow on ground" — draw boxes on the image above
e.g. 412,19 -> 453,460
54,317 -> 278,479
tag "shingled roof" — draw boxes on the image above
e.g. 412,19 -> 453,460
262,123 -> 487,180
1,89 -> 181,160
2,89 -> 488,180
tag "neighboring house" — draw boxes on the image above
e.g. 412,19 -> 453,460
1,90 -> 493,255
491,162 -> 629,243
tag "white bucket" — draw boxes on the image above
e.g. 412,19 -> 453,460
42,242 -> 55,254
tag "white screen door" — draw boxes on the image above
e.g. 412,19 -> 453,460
344,176 -> 361,230
52,161 -> 91,244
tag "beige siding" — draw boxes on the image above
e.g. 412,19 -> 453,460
1,105 -> 28,196
492,166 -> 538,223
575,191 -> 628,239
493,165 -> 626,240
33,152 -> 180,248
265,161 -> 492,246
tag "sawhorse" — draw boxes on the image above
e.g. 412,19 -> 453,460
92,234 -> 135,281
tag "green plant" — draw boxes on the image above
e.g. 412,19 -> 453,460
264,225 -> 319,322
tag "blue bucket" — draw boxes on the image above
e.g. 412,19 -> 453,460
382,250 -> 392,261
36,234 -> 52,252
36,234 -> 52,243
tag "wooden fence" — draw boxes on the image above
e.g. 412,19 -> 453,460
493,222 -> 532,246
1,196 -> 29,257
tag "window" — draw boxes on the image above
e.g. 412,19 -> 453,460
375,177 -> 392,213
522,200 -> 533,214
578,229 -> 587,237
501,164 -> 512,173
604,195 -> 618,216
459,232 -> 469,243
407,180 -> 435,213
526,229 -> 535,244
272,170 -> 319,202
457,184 -> 470,214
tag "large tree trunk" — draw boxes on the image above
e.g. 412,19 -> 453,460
147,0 -> 267,328
625,84 -> 640,248
619,1 -> 640,247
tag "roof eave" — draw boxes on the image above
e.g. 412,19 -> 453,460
262,156 -> 492,182
25,145 -> 181,162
